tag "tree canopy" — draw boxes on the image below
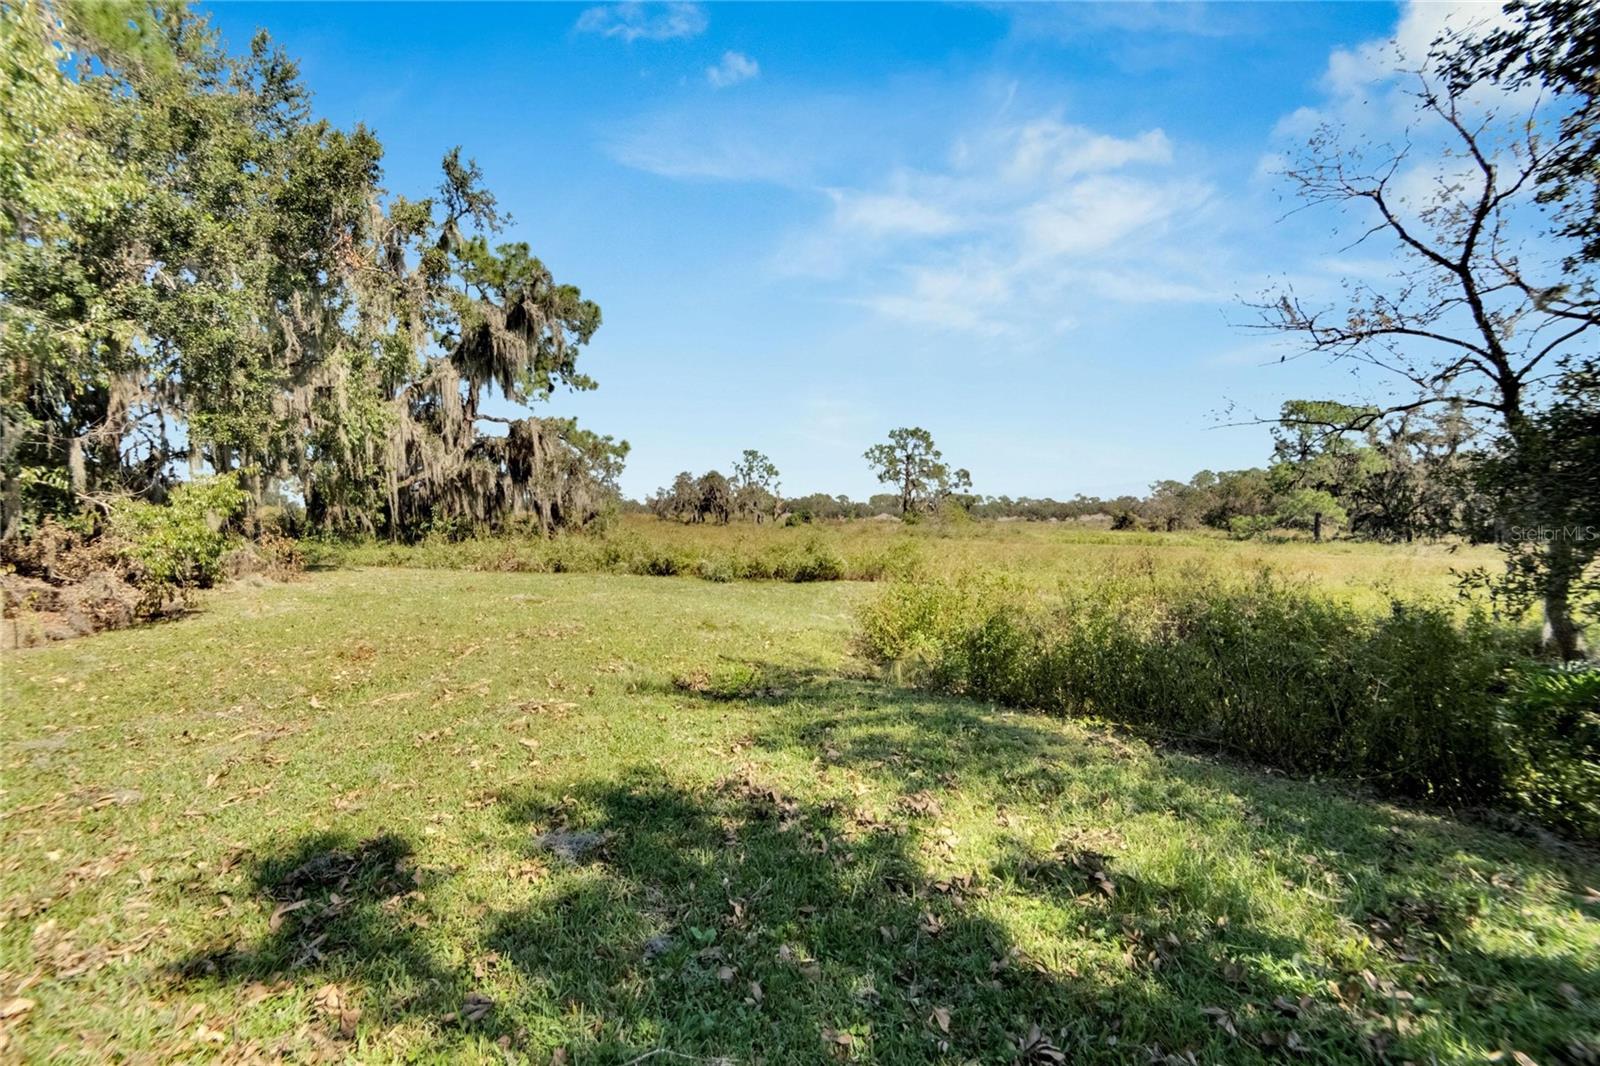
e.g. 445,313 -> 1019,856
0,0 -> 625,541
863,428 -> 971,518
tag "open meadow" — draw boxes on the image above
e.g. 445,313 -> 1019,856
326,515 -> 1506,612
3,531 -> 1597,1064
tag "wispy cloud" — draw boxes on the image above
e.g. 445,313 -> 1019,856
706,51 -> 759,89
575,2 -> 707,42
603,93 -> 875,185
784,115 -> 1224,335
607,110 -> 805,183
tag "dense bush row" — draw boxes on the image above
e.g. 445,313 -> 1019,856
858,571 -> 1598,839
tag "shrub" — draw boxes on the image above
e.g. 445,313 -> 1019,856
788,538 -> 846,582
1227,515 -> 1274,540
858,571 -> 1544,816
1498,663 -> 1600,839
854,540 -> 928,582
634,548 -> 685,577
696,557 -> 736,583
110,475 -> 251,609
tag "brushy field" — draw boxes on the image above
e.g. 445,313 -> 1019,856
322,515 -> 1503,611
3,568 -> 1597,1064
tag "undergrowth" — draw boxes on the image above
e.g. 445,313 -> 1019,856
857,567 -> 1598,839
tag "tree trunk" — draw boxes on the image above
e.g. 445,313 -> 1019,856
68,437 -> 87,500
1312,511 -> 1323,542
1542,537 -> 1586,661
1,471 -> 19,541
1545,584 -> 1582,661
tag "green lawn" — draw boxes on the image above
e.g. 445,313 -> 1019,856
2,569 -> 1596,1063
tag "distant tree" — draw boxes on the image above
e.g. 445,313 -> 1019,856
1346,406 -> 1481,542
695,470 -> 731,525
1276,489 -> 1349,540
866,493 -> 902,517
1269,401 -> 1384,541
1202,469 -> 1276,530
730,449 -> 780,522
782,492 -> 863,521
863,427 -> 971,517
648,471 -> 698,522
1146,475 -> 1213,532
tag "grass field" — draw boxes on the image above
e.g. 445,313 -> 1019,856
3,564 -> 1596,1064
326,516 -> 1505,611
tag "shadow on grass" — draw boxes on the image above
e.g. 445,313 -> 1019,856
161,662 -> 1599,1063
485,768 -> 1393,1063
665,657 -> 1596,880
657,659 -> 1600,1062
165,832 -> 517,1048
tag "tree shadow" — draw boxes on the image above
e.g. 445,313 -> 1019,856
673,659 -> 1597,895
154,661 -> 1599,1062
164,831 -> 513,1049
658,660 -> 1600,1063
486,767 -> 1395,1063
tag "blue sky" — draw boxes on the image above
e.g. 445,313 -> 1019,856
201,1 -> 1473,501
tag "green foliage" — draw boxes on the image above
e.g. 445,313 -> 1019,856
863,426 -> 971,516
1274,487 -> 1347,535
1,1 -> 620,543
110,475 -> 249,606
778,536 -> 846,582
1498,663 -> 1600,839
1465,360 -> 1600,658
651,450 -> 783,525
858,570 -> 1565,824
1227,514 -> 1275,540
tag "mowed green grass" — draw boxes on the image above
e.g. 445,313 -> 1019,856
2,569 -> 1596,1064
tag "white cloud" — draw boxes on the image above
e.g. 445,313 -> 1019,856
706,51 -> 759,89
865,257 -> 1015,334
1260,0 -> 1548,298
994,122 -> 1172,183
607,114 -> 800,183
787,116 -> 1223,335
1322,1 -> 1506,100
1021,174 -> 1198,257
603,92 -> 902,186
1286,0 -> 1525,136
825,187 -> 963,238
575,2 -> 707,42
609,89 -> 1235,338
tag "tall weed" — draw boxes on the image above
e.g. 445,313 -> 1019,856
858,569 -> 1555,819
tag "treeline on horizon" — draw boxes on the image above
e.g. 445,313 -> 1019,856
627,398 -> 1488,544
